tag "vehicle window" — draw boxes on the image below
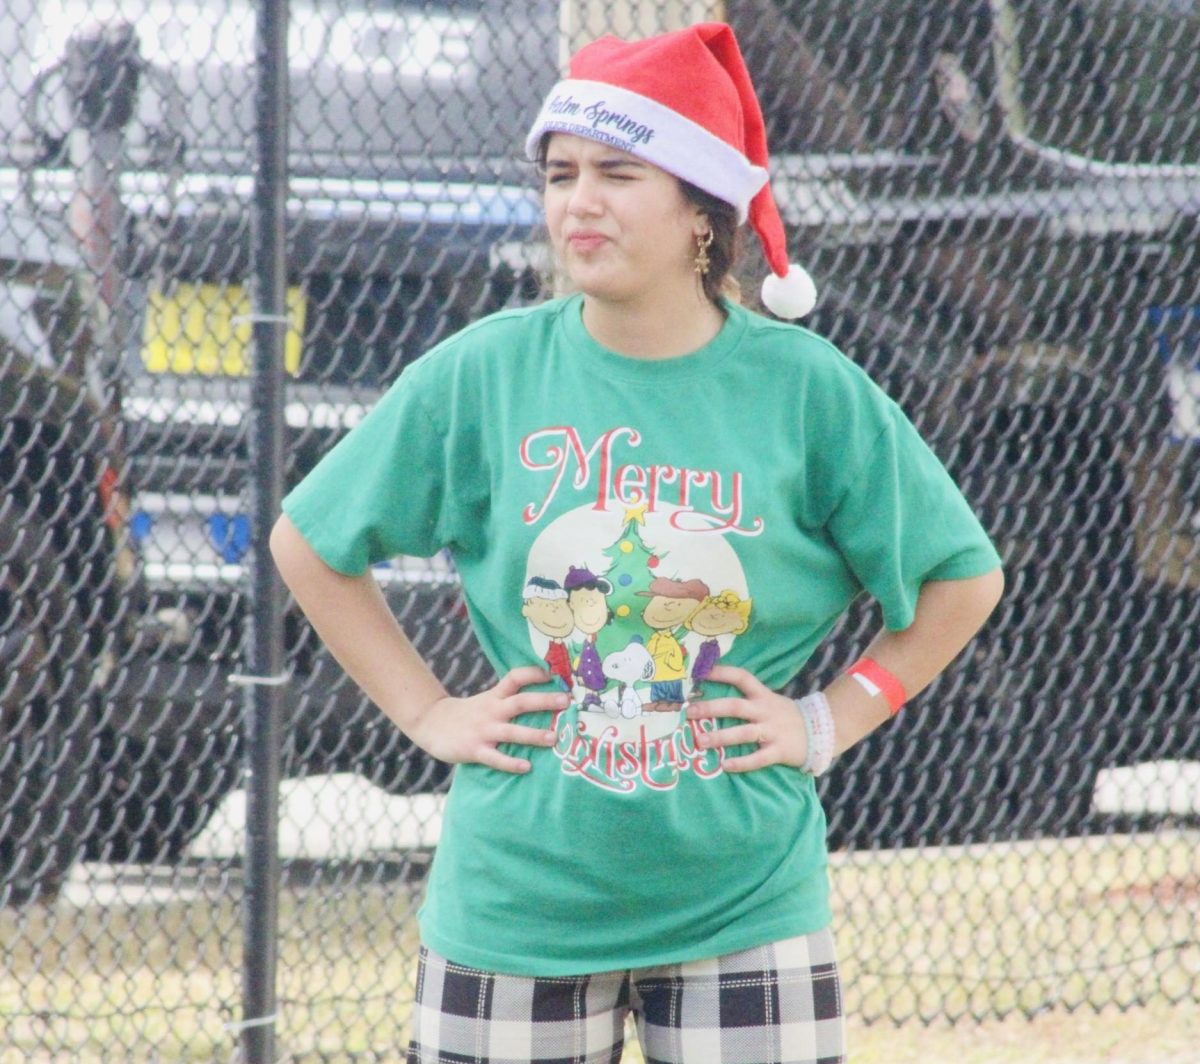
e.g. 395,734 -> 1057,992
751,0 -> 1197,164
315,0 -> 482,9
1002,0 -> 1199,163
32,0 -> 482,68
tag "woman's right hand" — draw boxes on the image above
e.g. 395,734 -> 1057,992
406,666 -> 569,774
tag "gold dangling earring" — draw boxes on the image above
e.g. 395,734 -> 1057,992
694,229 -> 714,277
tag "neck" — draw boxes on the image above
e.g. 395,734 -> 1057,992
580,282 -> 725,359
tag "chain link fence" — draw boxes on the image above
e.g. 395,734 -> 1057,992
2,0 -> 1198,1059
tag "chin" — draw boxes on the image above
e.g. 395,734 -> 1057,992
571,275 -> 643,304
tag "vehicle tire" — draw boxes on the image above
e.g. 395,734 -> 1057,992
289,648 -> 456,798
0,511 -> 95,904
289,583 -> 482,798
817,592 -> 1107,851
85,721 -> 241,864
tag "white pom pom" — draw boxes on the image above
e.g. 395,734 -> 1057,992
761,264 -> 817,319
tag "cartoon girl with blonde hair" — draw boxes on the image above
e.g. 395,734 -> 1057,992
685,589 -> 752,697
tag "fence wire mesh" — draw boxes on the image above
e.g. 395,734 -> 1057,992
1,0 -> 1198,1059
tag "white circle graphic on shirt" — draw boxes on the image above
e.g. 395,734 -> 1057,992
521,503 -> 750,743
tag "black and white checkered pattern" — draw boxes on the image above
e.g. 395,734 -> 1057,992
406,929 -> 844,1064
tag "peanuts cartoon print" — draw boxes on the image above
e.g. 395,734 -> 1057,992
519,424 -> 758,793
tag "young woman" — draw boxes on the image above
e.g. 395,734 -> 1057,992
271,22 -> 1004,1064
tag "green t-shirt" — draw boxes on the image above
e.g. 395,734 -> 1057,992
283,294 -> 1001,976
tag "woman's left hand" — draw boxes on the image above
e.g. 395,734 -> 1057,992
684,664 -> 808,773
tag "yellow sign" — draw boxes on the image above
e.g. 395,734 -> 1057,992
141,282 -> 306,376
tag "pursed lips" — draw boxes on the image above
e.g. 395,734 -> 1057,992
566,230 -> 610,251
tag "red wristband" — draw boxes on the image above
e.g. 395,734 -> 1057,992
847,658 -> 907,715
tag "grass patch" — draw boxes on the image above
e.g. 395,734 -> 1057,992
842,1001 -> 1200,1064
1,865 -> 425,1062
2,832 -> 1197,1061
830,831 -> 1200,1024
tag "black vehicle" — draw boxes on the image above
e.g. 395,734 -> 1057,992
1,0 -> 555,900
2,0 -> 1197,902
733,0 -> 1200,844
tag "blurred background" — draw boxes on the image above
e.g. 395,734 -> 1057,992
1,0 -> 1197,1059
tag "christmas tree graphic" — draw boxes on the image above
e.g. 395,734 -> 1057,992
595,503 -> 666,659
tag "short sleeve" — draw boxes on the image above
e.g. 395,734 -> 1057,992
826,404 -> 1002,631
281,362 -> 452,574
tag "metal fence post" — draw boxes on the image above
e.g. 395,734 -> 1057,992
240,0 -> 288,1060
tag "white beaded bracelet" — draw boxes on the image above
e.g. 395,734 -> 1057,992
796,692 -> 836,776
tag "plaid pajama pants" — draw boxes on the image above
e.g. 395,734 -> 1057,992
405,928 -> 845,1064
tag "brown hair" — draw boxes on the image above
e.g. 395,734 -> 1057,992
534,134 -> 744,308
679,181 -> 743,306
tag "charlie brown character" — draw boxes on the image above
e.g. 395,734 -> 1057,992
686,589 -> 753,697
637,576 -> 709,710
521,576 -> 574,691
564,565 -> 613,710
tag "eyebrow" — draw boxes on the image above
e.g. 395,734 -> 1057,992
544,156 -> 647,171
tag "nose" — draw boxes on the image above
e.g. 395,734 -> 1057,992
566,171 -> 603,217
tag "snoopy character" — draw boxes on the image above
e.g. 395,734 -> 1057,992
600,637 -> 656,719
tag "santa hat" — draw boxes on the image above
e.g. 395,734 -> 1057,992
525,22 -> 816,319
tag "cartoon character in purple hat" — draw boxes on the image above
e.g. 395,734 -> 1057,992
564,564 -> 613,710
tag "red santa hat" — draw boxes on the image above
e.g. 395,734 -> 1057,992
525,22 -> 816,319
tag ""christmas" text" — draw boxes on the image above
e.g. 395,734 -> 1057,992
552,711 -> 724,792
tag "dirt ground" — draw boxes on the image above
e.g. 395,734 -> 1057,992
5,830 -> 1196,1062
613,1001 -> 1198,1063
842,1002 -> 1198,1063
